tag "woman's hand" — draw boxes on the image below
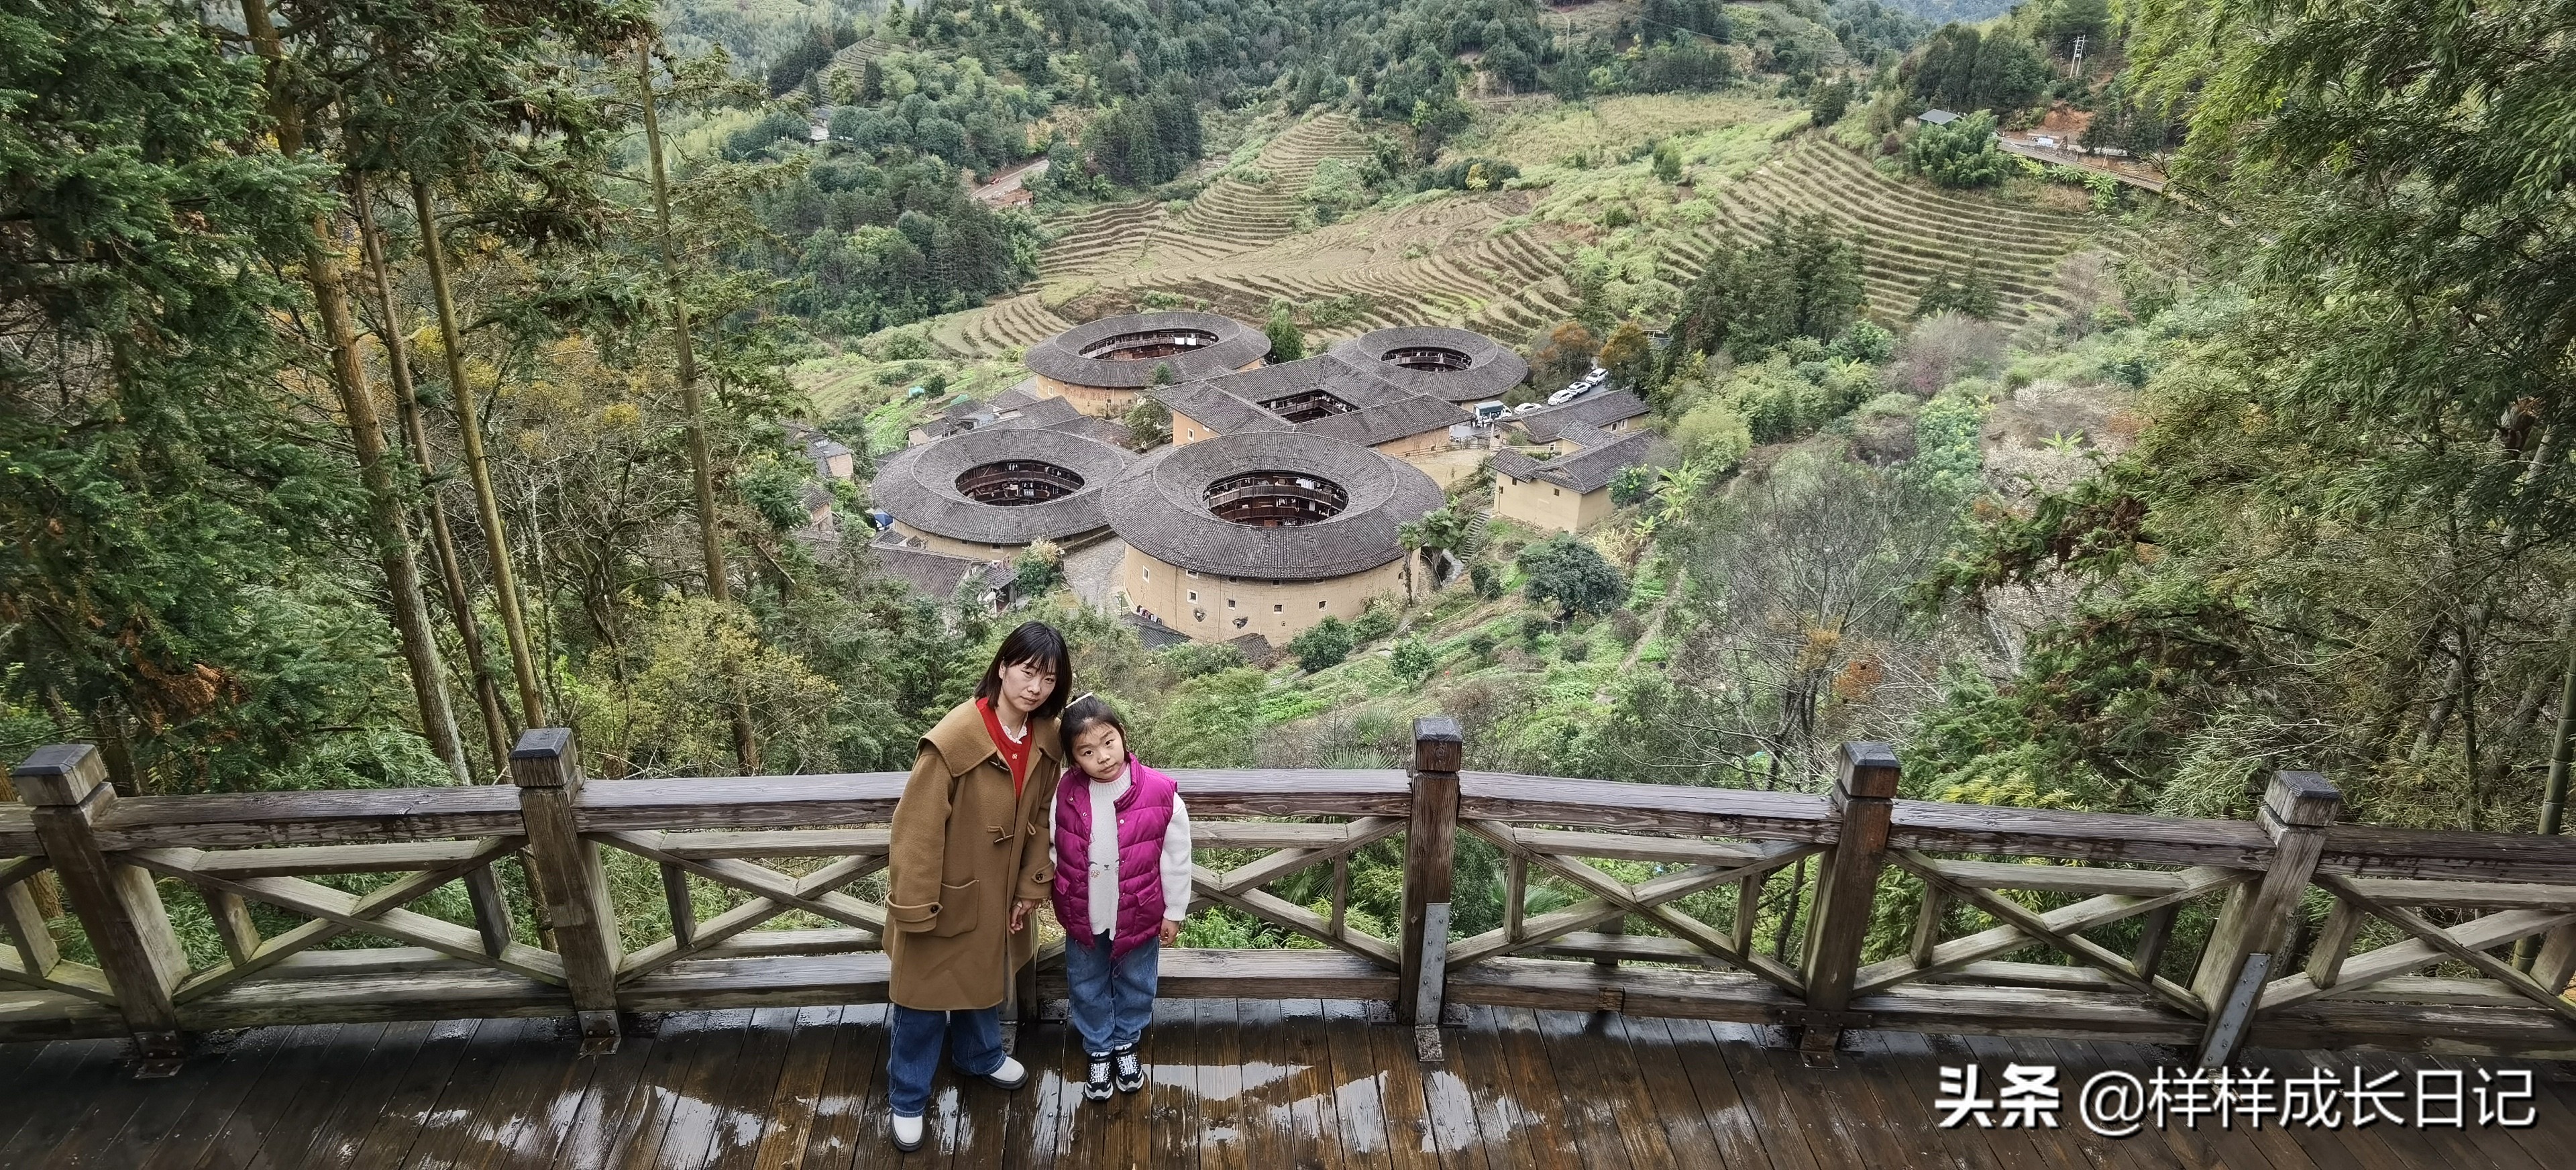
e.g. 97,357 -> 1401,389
1010,897 -> 1044,933
1159,918 -> 1181,946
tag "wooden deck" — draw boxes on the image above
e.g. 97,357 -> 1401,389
3,1002 -> 2570,1169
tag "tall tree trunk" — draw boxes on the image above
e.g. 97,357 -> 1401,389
411,178 -> 549,729
2515,621 -> 2576,971
639,39 -> 758,776
242,0 -> 468,782
352,178 -> 519,775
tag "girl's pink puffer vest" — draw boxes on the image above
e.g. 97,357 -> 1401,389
1051,757 -> 1176,961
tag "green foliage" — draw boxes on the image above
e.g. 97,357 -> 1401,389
1907,25 -> 2048,115
1652,143 -> 1684,183
737,457 -> 812,531
1390,637 -> 1437,686
1122,392 -> 1171,448
1597,321 -> 1654,390
1083,87 -> 1205,187
1011,549 -> 1063,596
1264,303 -> 1307,363
1417,156 -> 1521,192
1669,213 -> 1868,364
1518,535 -> 1630,618
1289,617 -> 1357,673
1904,109 -> 2008,188
1610,465 -> 1656,507
1829,320 -> 1898,364
1149,668 -> 1268,767
1911,260 -> 2001,319
1672,400 -> 1756,469
1159,642 -> 1248,680
1469,562 -> 1505,600
1811,78 -> 1852,127
1349,600 -> 1399,644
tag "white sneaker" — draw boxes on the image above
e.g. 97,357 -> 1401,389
890,1111 -> 924,1151
982,1055 -> 1028,1089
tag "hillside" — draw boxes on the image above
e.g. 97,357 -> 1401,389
906,94 -> 2143,368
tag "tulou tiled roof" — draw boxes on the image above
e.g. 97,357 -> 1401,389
871,427 -> 1136,545
1493,426 -> 1658,495
1157,352 -> 1474,448
1326,326 -> 1531,404
1101,432 -> 1444,580
1515,390 -> 1648,444
1024,311 -> 1270,389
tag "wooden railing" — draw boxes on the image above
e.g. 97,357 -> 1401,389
3,719 -> 2573,1077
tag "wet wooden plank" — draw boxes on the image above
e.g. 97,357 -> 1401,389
2347,1047 -> 2540,1170
1283,998 -> 1346,1170
745,1006 -> 847,1169
541,1018 -> 659,1170
398,1017 -> 541,1167
1715,1024 -> 1849,1167
1196,998 -> 1248,1170
39,1036 -> 197,1167
1322,1000 -> 1394,1168
1557,1008 -> 1677,1170
631,1006 -> 757,1168
1520,1010 -> 1630,1170
700,1006 -> 804,1168
1445,1006 -> 1535,1170
1366,1008 -> 1446,1170
1758,1028 -> 1930,1170
1609,1012 -> 1737,1170
67,1032 -> 276,1167
1648,1016 -> 1778,1170
801,1003 -> 891,1167
1148,997 -> 1201,1170
2427,1053 -> 2572,1170
0,1039 -> 123,1163
1489,1007 -> 1587,1170
1234,996 -> 1294,1170
128,1027 -> 296,1170
600,1011 -> 727,1167
2063,1039 -> 2288,1170
1915,1031 -> 2075,1170
211,1022 -> 389,1168
468,1020 -> 609,1170
1008,1013 -> 1068,1170
1848,1031 -> 1997,1170
950,1012 -> 1018,1170
334,1018 -> 482,1167
290,1020 -> 433,1169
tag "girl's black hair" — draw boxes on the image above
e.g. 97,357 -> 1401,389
976,621 -> 1075,720
1058,694 -> 1127,757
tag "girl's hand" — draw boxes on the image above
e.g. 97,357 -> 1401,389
1010,898 -> 1043,933
1159,918 -> 1181,946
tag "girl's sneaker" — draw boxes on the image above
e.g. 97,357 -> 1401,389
1084,1053 -> 1114,1101
1112,1045 -> 1144,1094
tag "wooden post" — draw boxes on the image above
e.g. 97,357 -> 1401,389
2192,770 -> 2339,1068
1796,741 -> 1900,1062
14,745 -> 189,1074
1397,716 -> 1462,1034
510,729 -> 624,1054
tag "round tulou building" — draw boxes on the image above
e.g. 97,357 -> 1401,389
870,427 -> 1137,560
1022,311 -> 1271,415
1103,431 -> 1444,641
1326,325 -> 1530,404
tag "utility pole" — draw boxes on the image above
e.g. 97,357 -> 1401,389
2072,34 -> 2086,79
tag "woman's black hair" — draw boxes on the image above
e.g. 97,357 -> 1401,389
975,621 -> 1074,720
1058,694 -> 1128,758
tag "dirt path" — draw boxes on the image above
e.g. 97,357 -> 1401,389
1619,564 -> 1686,673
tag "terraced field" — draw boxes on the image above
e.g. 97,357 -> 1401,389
1672,138 -> 2112,323
930,113 -> 1588,357
925,116 -> 2147,360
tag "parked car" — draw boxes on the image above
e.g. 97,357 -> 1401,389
1580,366 -> 1609,386
1547,386 -> 1585,407
1513,402 -> 1545,416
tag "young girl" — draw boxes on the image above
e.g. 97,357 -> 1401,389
1046,695 -> 1191,1100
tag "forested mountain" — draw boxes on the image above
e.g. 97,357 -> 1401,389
5,0 -> 2572,966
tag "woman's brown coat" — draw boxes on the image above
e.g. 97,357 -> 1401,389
883,700 -> 1062,1011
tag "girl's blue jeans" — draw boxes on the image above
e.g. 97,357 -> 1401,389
1064,930 -> 1160,1055
885,1004 -> 1006,1118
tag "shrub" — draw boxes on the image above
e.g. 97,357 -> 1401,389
1904,111 -> 2009,189
1517,534 -> 1629,618
1289,618 -> 1355,673
1160,642 -> 1247,680
1672,400 -> 1754,469
1560,638 -> 1592,663
1349,599 -> 1398,643
1469,562 -> 1503,599
1390,637 -> 1436,686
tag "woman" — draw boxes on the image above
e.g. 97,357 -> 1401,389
881,621 -> 1072,1151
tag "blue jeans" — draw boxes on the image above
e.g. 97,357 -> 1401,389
1064,931 -> 1159,1055
885,1004 -> 1006,1118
